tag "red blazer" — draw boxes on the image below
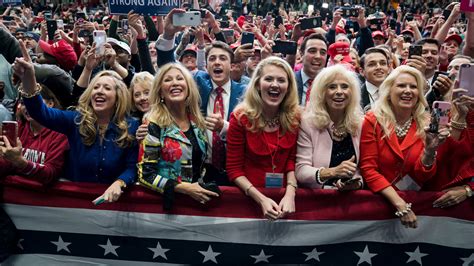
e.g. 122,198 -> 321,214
360,112 -> 436,192
226,112 -> 298,188
422,111 -> 474,191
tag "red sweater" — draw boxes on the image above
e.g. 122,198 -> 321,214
226,113 -> 298,188
0,120 -> 69,184
422,111 -> 474,191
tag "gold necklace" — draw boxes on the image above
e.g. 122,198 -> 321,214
331,124 -> 347,139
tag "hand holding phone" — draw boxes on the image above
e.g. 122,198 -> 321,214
93,30 -> 107,55
92,195 -> 105,206
300,16 -> 322,30
172,11 -> 201,27
272,40 -> 297,55
1,121 -> 18,148
241,32 -> 255,46
46,20 -> 58,41
408,45 -> 422,59
429,101 -> 451,133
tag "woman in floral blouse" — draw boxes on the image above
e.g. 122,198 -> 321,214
137,63 -> 219,208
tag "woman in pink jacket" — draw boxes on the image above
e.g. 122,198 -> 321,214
296,65 -> 364,190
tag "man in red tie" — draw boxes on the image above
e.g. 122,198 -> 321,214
294,33 -> 328,106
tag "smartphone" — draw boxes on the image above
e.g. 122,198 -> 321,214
44,12 -> 52,20
46,20 -> 58,41
432,71 -> 448,86
93,30 -> 107,55
189,8 -> 206,18
300,16 -> 322,30
2,121 -> 18,147
405,13 -> 414,22
76,12 -> 86,21
219,20 -> 229,28
322,3 -> 329,9
343,177 -> 361,186
274,15 -> 283,27
56,19 -> 64,29
241,32 -> 255,46
341,6 -> 357,17
457,63 -> 474,98
429,101 -> 451,132
272,40 -> 297,55
121,19 -> 128,31
408,45 -> 422,59
442,9 -> 451,19
172,11 -> 201,27
245,15 -> 253,24
265,14 -> 272,25
222,29 -> 234,38
79,29 -> 91,37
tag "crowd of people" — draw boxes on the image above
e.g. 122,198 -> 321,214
0,0 -> 473,256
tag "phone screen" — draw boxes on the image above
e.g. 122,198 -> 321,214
93,30 -> 107,55
46,20 -> 58,41
458,64 -> 474,98
1,121 -> 18,147
241,32 -> 255,46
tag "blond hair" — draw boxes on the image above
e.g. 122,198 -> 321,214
234,56 -> 300,134
373,65 -> 429,138
130,71 -> 154,112
146,63 -> 205,129
305,64 -> 363,136
76,71 -> 134,148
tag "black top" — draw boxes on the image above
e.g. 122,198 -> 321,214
329,134 -> 356,168
183,127 -> 203,182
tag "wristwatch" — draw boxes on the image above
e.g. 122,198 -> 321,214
464,185 -> 473,198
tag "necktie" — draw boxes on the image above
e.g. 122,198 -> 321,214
305,79 -> 314,105
212,87 -> 226,171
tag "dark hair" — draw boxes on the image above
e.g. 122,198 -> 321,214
40,85 -> 62,109
360,47 -> 389,70
415,38 -> 440,50
205,41 -> 234,63
300,33 -> 327,54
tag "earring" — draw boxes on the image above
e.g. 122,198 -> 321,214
160,97 -> 164,103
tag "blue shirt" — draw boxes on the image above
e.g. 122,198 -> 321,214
23,95 -> 139,184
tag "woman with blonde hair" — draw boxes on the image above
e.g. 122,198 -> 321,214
138,63 -> 219,208
227,56 -> 300,220
296,64 -> 364,190
130,71 -> 154,120
360,65 -> 449,229
12,45 -> 139,204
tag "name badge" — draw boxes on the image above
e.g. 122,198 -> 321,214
265,172 -> 284,188
394,175 -> 421,191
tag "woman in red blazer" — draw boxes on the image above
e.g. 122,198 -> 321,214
360,66 -> 449,229
227,56 -> 300,220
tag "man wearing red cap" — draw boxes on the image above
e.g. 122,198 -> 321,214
37,39 -> 77,72
372,31 -> 386,46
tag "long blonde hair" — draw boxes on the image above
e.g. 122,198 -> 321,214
76,71 -> 134,148
146,63 -> 205,129
306,64 -> 363,136
373,65 -> 429,138
234,56 -> 300,134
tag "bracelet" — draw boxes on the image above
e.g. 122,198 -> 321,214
245,185 -> 254,196
395,203 -> 412,217
18,83 -> 42,98
315,167 -> 325,185
287,181 -> 298,189
451,120 -> 467,130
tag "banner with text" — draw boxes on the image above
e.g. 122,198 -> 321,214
108,0 -> 182,15
1,0 -> 22,6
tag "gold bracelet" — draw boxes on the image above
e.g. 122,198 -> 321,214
451,120 -> 467,130
18,83 -> 42,98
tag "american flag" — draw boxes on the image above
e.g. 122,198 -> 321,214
3,176 -> 474,265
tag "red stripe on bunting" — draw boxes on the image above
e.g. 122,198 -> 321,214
3,176 -> 474,221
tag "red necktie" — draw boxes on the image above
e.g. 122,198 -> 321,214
212,87 -> 226,170
305,79 -> 314,105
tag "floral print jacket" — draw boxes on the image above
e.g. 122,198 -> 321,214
137,121 -> 208,193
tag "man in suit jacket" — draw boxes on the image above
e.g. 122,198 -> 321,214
295,33 -> 328,105
155,9 -> 246,185
359,47 -> 390,112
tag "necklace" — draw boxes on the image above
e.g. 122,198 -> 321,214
264,116 -> 280,128
395,117 -> 412,138
331,124 -> 347,139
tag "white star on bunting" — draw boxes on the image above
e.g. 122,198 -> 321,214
354,245 -> 377,265
148,241 -> 170,260
51,235 -> 71,253
198,245 -> 221,263
460,253 -> 474,266
98,238 -> 120,257
303,247 -> 325,262
406,246 -> 428,265
250,249 -> 272,264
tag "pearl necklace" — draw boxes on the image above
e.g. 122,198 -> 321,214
395,118 -> 412,137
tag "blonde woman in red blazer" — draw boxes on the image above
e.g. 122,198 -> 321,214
296,64 -> 364,190
360,66 -> 449,229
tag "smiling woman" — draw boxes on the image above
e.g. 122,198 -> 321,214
226,56 -> 300,220
130,72 -> 154,120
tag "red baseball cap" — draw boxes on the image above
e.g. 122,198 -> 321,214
39,39 -> 77,71
372,30 -> 385,39
328,42 -> 352,64
445,34 -> 462,45
336,26 -> 346,34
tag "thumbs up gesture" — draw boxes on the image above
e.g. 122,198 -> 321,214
205,105 -> 225,132
333,155 -> 357,179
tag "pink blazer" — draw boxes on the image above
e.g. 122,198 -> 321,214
296,116 -> 362,188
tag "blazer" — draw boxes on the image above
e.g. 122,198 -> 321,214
138,121 -> 208,193
194,70 -> 246,120
295,115 -> 362,188
360,83 -> 371,112
359,112 -> 436,193
295,70 -> 304,104
226,113 -> 298,188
